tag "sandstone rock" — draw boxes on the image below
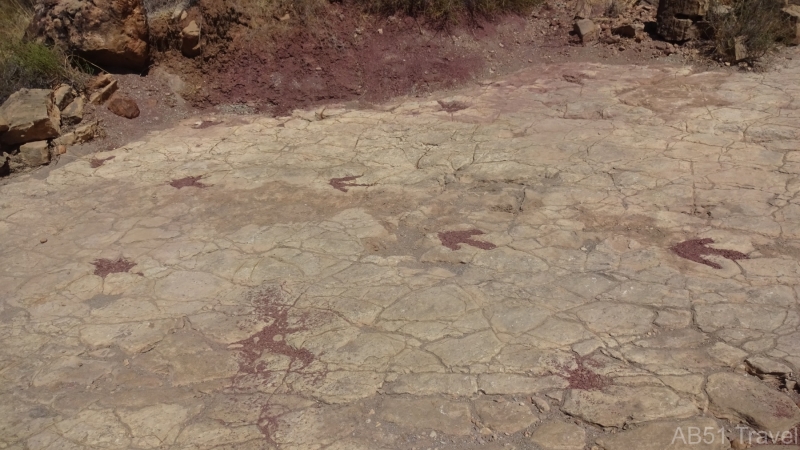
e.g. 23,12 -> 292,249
596,418 -> 727,450
171,5 -> 184,21
181,21 -> 201,57
530,421 -> 586,450
26,0 -> 149,70
706,372 -> 800,435
90,73 -> 115,90
19,141 -> 51,167
575,19 -> 599,43
55,120 -> 98,146
746,356 -> 793,378
562,386 -> 698,428
475,399 -> 538,434
90,79 -> 118,105
377,397 -> 473,435
657,0 -> 711,41
0,89 -> 61,146
53,84 -> 77,110
61,97 -> 85,126
107,95 -> 140,119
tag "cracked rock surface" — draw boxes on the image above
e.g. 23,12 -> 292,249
3,53 -> 800,449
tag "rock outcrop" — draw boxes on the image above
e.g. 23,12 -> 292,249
657,0 -> 711,41
27,0 -> 150,70
0,89 -> 61,146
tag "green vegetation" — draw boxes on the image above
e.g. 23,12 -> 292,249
0,0 -> 89,103
707,0 -> 793,63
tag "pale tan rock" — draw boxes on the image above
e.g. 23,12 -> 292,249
53,84 -> 77,110
530,421 -> 586,450
19,140 -> 51,167
61,96 -> 85,125
706,372 -> 800,435
475,399 -> 538,434
562,386 -> 698,427
596,418 -> 727,450
117,404 -> 188,448
0,88 -> 60,145
90,79 -> 118,105
746,356 -> 793,376
575,19 -> 599,43
377,397 -> 473,435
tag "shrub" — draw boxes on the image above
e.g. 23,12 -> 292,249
706,0 -> 793,62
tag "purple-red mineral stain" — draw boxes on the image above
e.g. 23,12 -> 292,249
671,238 -> 749,269
329,176 -> 372,192
92,257 -> 136,278
231,285 -> 324,445
438,229 -> 497,251
169,175 -> 208,189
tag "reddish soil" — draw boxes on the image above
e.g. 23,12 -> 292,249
150,0 -> 700,116
671,238 -> 749,269
438,229 -> 496,250
92,257 -> 137,278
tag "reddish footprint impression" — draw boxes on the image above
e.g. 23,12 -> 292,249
438,229 -> 496,251
329,176 -> 372,192
671,238 -> 749,269
90,156 -> 115,168
92,257 -> 136,278
169,175 -> 208,189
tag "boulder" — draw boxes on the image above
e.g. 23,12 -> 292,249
19,141 -> 51,167
90,79 -> 118,105
26,0 -> 149,70
61,96 -> 85,126
575,19 -> 600,43
657,0 -> 711,41
0,116 -> 8,136
0,89 -> 61,146
107,94 -> 140,119
53,84 -> 77,110
181,20 -> 201,57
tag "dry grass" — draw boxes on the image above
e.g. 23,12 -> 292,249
706,0 -> 793,62
356,0 -> 543,24
222,0 -> 542,34
0,0 -> 90,103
